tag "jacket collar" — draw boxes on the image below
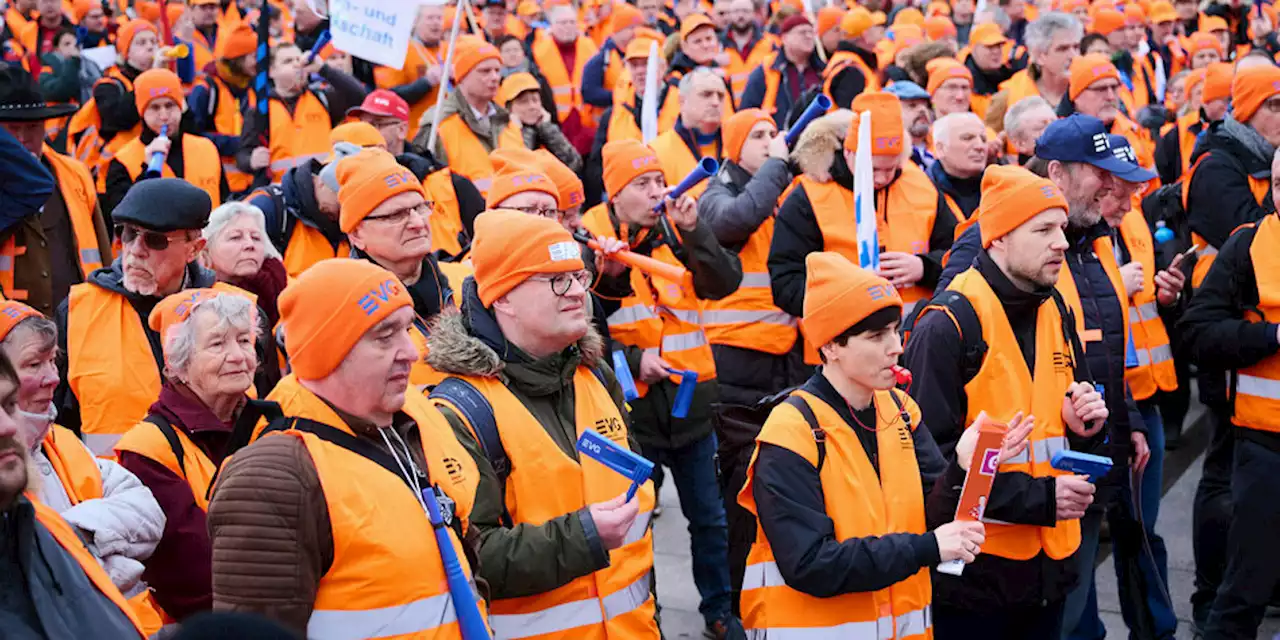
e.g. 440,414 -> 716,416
88,261 -> 217,302
769,50 -> 826,73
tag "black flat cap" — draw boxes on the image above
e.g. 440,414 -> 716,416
112,178 -> 212,232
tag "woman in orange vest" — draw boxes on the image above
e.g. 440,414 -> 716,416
102,68 -> 226,218
113,287 -> 265,625
739,252 -> 1031,639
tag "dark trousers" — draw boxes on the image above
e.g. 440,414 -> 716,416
1202,438 -> 1280,639
934,600 -> 1065,640
1192,402 -> 1235,628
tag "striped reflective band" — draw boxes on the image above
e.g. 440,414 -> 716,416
666,308 -> 703,324
269,152 -> 328,172
625,509 -> 653,545
701,310 -> 796,326
1148,344 -> 1173,364
662,330 -> 708,352
84,432 -> 123,457
0,256 -> 12,271
999,435 -> 1068,465
739,272 -> 771,288
1129,302 -> 1160,323
489,573 -> 651,639
1199,245 -> 1218,257
222,162 -> 249,175
742,560 -> 786,589
609,305 -> 659,326
552,85 -> 571,95
80,248 -> 101,265
1238,374 -> 1280,401
307,591 -> 458,640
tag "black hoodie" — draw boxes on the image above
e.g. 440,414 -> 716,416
828,41 -> 881,110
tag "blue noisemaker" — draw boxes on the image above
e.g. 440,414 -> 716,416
784,94 -> 832,146
670,370 -> 698,419
612,350 -> 640,402
420,487 -> 490,640
143,125 -> 168,178
1050,450 -> 1113,483
1154,221 -> 1174,245
305,29 -> 332,64
655,158 -> 717,212
576,430 -> 655,502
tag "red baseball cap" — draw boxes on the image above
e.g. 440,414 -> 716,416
346,89 -> 411,123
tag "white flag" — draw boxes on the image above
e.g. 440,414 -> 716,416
854,109 -> 879,272
641,41 -> 659,144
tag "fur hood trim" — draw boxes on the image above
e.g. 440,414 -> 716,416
425,308 -> 606,378
790,109 -> 853,183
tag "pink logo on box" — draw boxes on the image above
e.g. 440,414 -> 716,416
978,448 -> 1000,476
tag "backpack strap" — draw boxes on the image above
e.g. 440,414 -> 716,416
783,395 -> 825,471
1049,288 -> 1095,385
916,290 -> 988,384
429,377 -> 513,528
143,414 -> 186,478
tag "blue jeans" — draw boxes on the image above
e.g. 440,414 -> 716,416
642,433 -> 733,626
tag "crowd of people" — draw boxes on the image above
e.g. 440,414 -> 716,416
3,0 -> 1280,637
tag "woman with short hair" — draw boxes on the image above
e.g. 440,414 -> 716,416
201,202 -> 287,329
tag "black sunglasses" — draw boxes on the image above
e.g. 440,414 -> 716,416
114,224 -> 188,251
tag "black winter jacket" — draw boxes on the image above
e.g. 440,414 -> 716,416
739,51 -> 827,128
827,42 -> 880,110
1184,117 -> 1276,250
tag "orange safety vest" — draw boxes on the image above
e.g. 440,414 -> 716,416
1172,112 -> 1200,176
204,74 -> 255,193
190,29 -> 215,74
66,282 -> 251,456
822,50 -> 880,100
1183,153 -> 1270,288
67,67 -> 141,188
267,91 -> 331,183
1055,234 -> 1129,359
702,214 -> 797,355
603,89 -> 680,144
374,39 -> 439,140
724,33 -> 778,103
114,416 -> 217,511
263,375 -> 483,639
430,366 -> 658,639
1117,210 -> 1177,400
278,220 -> 351,278
582,46 -> 626,127
649,128 -> 720,201
406,261 -> 472,388
423,168 -> 467,258
531,35 -> 599,124
113,133 -> 223,208
582,204 -> 717,396
928,267 -> 1080,560
436,112 -> 525,198
0,147 -> 106,302
1232,214 -> 1280,432
29,498 -> 146,637
738,389 -> 932,639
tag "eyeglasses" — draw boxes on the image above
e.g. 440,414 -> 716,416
363,202 -> 433,226
114,224 -> 191,251
506,204 -> 560,219
529,270 -> 592,296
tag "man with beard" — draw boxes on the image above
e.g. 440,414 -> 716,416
372,4 -> 445,142
886,81 -> 937,169
985,12 -> 1081,135
722,0 -> 776,104
54,179 -> 277,456
0,351 -> 146,639
822,6 -> 884,108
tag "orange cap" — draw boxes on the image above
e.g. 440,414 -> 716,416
215,24 -> 256,60
923,15 -> 956,40
926,57 -> 972,94
116,19 -> 157,59
72,0 -> 94,21
517,1 -> 539,17
148,288 -> 255,346
1061,0 -> 1089,13
841,6 -> 874,37
926,1 -> 951,16
969,21 -> 1007,46
335,150 -> 425,232
452,35 -> 501,81
1231,64 -> 1280,122
978,165 -> 1068,248
723,108 -> 775,163
890,24 -> 924,56
612,2 -> 644,31
626,29 -> 663,58
602,139 -> 662,198
471,209 -> 585,307
1123,3 -> 1146,24
1182,68 -> 1206,103
1186,31 -> 1224,58
680,13 -> 715,41
845,92 -> 904,156
135,1 -> 160,22
534,150 -> 586,210
486,169 -> 559,208
1068,54 -> 1120,101
1148,0 -> 1177,22
489,147 -> 542,175
801,252 -> 901,348
0,301 -> 41,342
1202,61 -> 1234,103
1200,14 -> 1229,32
329,121 -> 386,148
497,72 -> 541,105
279,259 -> 413,380
894,7 -> 925,25
134,68 -> 185,114
165,3 -> 185,24
1091,8 -> 1126,35
817,6 -> 845,35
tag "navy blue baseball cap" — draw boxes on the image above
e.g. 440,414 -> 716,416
1105,134 -> 1158,183
884,80 -> 930,102
1034,114 -> 1155,183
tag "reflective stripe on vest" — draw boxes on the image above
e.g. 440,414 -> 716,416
307,592 -> 459,640
998,435 -> 1069,465
1117,210 -> 1177,399
488,574 -> 651,639
1233,214 -> 1280,432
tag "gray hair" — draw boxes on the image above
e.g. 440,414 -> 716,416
974,5 -> 1011,32
1024,12 -> 1082,55
1,315 -> 57,353
1004,95 -> 1053,138
932,112 -> 984,145
203,202 -> 282,260
547,4 -> 576,22
678,67 -> 727,101
162,294 -> 259,380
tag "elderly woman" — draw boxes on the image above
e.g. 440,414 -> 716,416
201,202 -> 288,329
0,301 -> 166,625
113,288 -> 267,624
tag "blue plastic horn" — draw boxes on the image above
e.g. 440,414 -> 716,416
669,157 -> 718,201
785,94 -> 832,146
420,487 -> 490,640
144,125 -> 168,178
304,30 -> 332,64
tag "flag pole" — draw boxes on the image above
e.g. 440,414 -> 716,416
425,0 -> 469,154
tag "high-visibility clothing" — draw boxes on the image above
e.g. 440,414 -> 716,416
649,128 -> 721,202
702,216 -> 797,354
603,90 -> 680,144
408,261 -> 473,387
1233,214 -> 1280,432
997,68 -> 1043,112
436,112 -> 524,199
822,50 -> 880,101
582,204 -> 717,397
936,267 -> 1081,560
114,417 -> 217,511
205,75 -> 255,193
423,168 -> 467,257
1112,114 -> 1156,183
113,133 -> 223,208
281,223 -> 352,279
66,282 -> 251,456
1183,154 -> 1269,288
374,39 -> 440,140
267,91 -> 332,183
738,389 -> 932,639
67,67 -> 140,187
531,35 -> 599,124
1055,233 -> 1129,361
1171,111 -> 1200,175
724,34 -> 777,103
0,146 -> 106,302
430,366 -> 658,640
265,375 -> 483,640
190,30 -> 215,75
1117,210 -> 1177,400
29,498 -> 146,637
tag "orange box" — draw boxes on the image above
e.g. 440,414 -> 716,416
938,412 -> 1007,577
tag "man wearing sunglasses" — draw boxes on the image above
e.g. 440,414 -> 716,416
334,148 -> 471,388
53,178 -> 278,457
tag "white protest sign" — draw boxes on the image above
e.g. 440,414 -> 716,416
81,45 -> 118,71
329,0 -> 416,69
